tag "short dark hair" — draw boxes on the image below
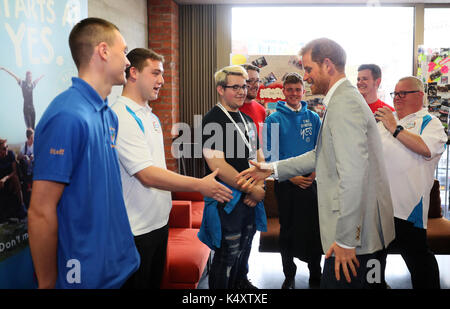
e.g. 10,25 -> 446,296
125,48 -> 165,79
69,17 -> 119,69
300,38 -> 346,72
283,72 -> 304,87
358,64 -> 382,80
241,64 -> 260,73
26,128 -> 34,139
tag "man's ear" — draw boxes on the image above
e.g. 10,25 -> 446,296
375,77 -> 381,88
322,58 -> 335,75
128,66 -> 138,81
217,85 -> 225,96
97,42 -> 109,62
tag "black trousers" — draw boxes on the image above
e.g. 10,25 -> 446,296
274,180 -> 322,280
388,217 -> 440,289
122,224 -> 169,289
321,249 -> 388,289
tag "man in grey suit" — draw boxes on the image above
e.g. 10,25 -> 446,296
237,38 -> 395,289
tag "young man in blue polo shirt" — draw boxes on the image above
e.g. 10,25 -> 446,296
28,17 -> 140,289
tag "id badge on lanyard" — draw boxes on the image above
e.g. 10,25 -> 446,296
247,131 -> 257,168
217,103 -> 256,168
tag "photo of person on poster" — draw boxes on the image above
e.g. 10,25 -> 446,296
0,67 -> 44,130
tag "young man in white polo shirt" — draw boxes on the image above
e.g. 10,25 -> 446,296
112,48 -> 232,289
376,76 -> 447,289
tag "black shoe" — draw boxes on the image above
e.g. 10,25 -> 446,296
281,277 -> 295,289
235,278 -> 258,289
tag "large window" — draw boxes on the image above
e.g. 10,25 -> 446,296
232,6 -> 414,106
425,7 -> 450,219
424,8 -> 450,48
232,5 -> 450,219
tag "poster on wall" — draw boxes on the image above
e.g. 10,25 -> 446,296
417,46 -> 450,136
230,54 -> 325,118
0,0 -> 87,288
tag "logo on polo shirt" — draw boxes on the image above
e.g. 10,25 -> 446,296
110,127 -> 117,148
153,120 -> 162,133
50,148 -> 65,155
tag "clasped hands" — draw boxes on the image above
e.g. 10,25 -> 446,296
235,161 -> 360,283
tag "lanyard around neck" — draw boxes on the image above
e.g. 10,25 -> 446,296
216,103 -> 252,151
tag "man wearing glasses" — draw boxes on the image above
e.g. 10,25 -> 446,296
240,64 -> 266,143
376,76 -> 447,289
200,65 -> 267,289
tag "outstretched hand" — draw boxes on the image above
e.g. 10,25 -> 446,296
235,161 -> 273,192
200,168 -> 233,203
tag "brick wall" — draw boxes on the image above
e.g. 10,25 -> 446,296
148,0 -> 179,172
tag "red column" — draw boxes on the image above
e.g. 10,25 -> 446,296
148,0 -> 179,172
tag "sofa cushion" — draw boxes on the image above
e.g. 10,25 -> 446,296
173,191 -> 204,201
427,217 -> 450,254
191,201 -> 204,229
165,228 -> 210,286
170,201 -> 192,228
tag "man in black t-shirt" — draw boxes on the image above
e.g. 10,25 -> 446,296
202,65 -> 266,289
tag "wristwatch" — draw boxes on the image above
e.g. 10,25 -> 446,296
393,125 -> 404,138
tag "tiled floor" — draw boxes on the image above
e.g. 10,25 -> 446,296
198,231 -> 450,289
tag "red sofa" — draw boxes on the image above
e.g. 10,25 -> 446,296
427,179 -> 450,254
172,191 -> 205,228
160,198 -> 210,289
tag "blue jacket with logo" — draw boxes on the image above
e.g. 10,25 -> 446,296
263,100 -> 321,162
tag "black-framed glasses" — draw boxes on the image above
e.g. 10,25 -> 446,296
390,90 -> 420,99
246,78 -> 261,85
223,84 -> 248,91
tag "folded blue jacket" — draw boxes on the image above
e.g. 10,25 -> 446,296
197,183 -> 267,250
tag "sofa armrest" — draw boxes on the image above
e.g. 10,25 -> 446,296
428,179 -> 443,218
172,191 -> 204,202
263,179 -> 279,218
169,200 -> 192,228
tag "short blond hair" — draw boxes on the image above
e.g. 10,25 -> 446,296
214,65 -> 248,87
398,76 -> 426,106
398,76 -> 424,93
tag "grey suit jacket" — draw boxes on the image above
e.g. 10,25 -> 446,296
276,79 -> 395,255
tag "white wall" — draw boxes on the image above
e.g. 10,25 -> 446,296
88,0 -> 148,103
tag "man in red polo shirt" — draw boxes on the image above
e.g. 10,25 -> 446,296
240,64 -> 266,143
357,64 -> 395,114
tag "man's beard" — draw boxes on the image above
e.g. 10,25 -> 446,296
310,77 -> 329,95
246,92 -> 257,100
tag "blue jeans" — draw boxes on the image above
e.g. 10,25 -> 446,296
208,197 -> 256,289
